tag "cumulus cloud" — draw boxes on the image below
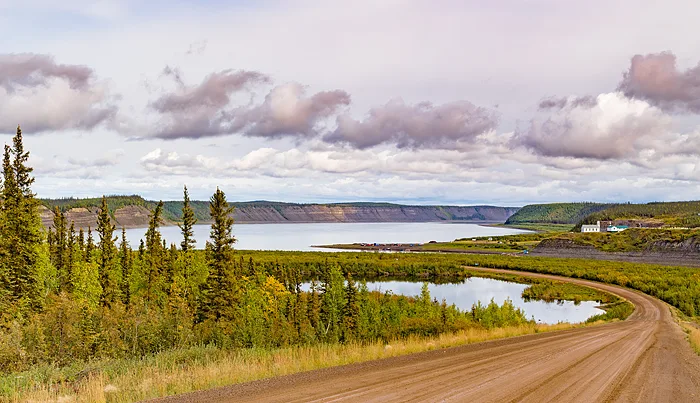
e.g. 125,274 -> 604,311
150,71 -> 351,140
241,83 -> 350,139
0,53 -> 119,134
618,51 -> 700,113
514,92 -> 683,160
324,99 -> 498,149
140,148 -> 216,174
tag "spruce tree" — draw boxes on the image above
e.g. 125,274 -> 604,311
85,227 -> 94,262
119,228 -> 131,306
202,188 -> 236,321
0,126 -> 42,309
178,185 -> 197,252
77,227 -> 85,253
342,273 -> 359,342
144,201 -> 165,305
65,222 -> 75,292
96,196 -> 118,306
51,207 -> 68,290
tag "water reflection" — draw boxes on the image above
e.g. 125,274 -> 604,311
303,277 -> 604,325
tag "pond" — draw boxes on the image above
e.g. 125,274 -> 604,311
123,222 -> 530,251
303,277 -> 605,324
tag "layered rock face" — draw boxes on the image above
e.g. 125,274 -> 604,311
39,204 -> 519,229
40,205 -> 166,230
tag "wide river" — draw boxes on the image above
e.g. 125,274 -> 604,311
124,222 -> 529,251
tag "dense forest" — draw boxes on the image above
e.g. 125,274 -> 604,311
505,203 -> 614,225
577,201 -> 700,228
506,201 -> 700,229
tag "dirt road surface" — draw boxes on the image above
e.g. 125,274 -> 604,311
155,269 -> 700,402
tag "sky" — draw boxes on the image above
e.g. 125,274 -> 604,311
1,0 -> 700,206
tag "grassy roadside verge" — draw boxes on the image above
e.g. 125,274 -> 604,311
8,322 -> 579,402
683,324 -> 700,355
672,308 -> 700,355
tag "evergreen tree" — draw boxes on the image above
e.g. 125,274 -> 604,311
342,273 -> 360,342
77,227 -> 85,253
85,227 -> 94,262
178,185 -> 197,252
96,196 -> 118,306
144,201 -> 165,305
51,207 -> 68,291
0,126 -> 43,309
119,228 -> 131,306
65,223 -> 75,292
202,188 -> 237,321
308,280 -> 321,334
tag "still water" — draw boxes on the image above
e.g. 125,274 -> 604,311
124,222 -> 529,251
304,277 -> 604,325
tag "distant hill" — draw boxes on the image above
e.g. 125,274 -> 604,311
577,201 -> 700,228
505,203 -> 614,225
38,196 -> 520,229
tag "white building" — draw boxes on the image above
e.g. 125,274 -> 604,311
581,221 -> 601,233
607,225 -> 629,233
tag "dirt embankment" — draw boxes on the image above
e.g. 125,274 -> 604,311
532,238 -> 700,267
153,269 -> 700,403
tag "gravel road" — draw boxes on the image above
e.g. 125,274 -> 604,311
153,268 -> 700,402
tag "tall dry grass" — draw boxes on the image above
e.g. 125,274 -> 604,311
11,322 -> 577,403
682,323 -> 700,355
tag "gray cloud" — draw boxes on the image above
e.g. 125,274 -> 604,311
538,95 -> 597,111
150,69 -> 269,139
324,99 -> 498,149
0,53 -> 119,134
0,53 -> 93,91
242,83 -> 350,138
152,69 -> 268,114
618,51 -> 700,113
514,93 -> 676,160
150,71 -> 351,140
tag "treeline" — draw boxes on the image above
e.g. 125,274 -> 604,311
505,203 -> 614,225
0,127 -> 530,374
578,201 -> 700,228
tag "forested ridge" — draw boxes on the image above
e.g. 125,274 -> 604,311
577,201 -> 700,228
506,201 -> 700,229
505,203 -> 614,225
